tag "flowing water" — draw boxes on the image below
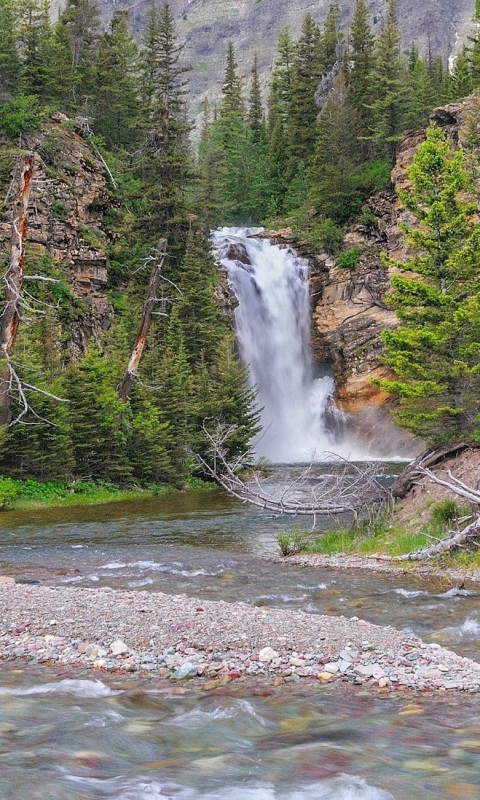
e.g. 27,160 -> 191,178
213,228 -> 342,462
1,231 -> 479,797
2,492 -> 480,799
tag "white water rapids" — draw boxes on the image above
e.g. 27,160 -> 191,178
214,227 -> 346,463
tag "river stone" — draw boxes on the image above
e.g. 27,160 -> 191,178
323,662 -> 340,674
0,576 -> 15,584
110,640 -> 129,656
171,662 -> 198,680
258,647 -> 279,662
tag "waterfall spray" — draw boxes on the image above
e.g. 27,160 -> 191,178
214,228 -> 343,462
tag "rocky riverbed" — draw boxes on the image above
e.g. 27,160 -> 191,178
1,581 -> 480,693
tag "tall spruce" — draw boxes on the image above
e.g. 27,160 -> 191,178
0,0 -> 20,101
248,53 -> 264,143
137,1 -> 192,259
368,0 -> 407,160
92,11 -> 140,150
378,125 -> 480,442
345,0 -> 375,139
285,13 -> 323,180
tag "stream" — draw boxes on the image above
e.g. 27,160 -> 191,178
1,488 -> 480,799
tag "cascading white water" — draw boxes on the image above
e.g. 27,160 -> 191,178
214,227 -> 344,463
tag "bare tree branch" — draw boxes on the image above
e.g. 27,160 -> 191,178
118,240 -> 167,400
195,422 -> 391,525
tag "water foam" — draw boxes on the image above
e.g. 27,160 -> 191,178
0,679 -> 122,697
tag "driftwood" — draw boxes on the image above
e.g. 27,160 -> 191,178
394,461 -> 480,560
0,154 -> 34,425
390,441 -> 469,499
118,239 -> 167,400
195,423 -> 391,527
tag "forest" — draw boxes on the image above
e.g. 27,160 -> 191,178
1,0 -> 480,492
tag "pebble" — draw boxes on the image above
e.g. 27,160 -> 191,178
1,583 -> 480,693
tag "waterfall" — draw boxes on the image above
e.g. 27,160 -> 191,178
213,227 -> 344,463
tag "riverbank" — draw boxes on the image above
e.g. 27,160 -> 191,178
1,581 -> 480,693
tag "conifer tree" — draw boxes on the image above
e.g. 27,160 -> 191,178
321,2 -> 343,74
0,0 -> 20,101
378,125 -> 480,442
309,70 -> 362,221
267,26 -> 295,210
92,11 -> 140,151
248,53 -> 264,143
17,0 -> 57,102
221,40 -> 245,118
285,13 -> 323,180
58,0 -> 101,109
368,0 -> 407,160
446,45 -> 473,101
345,0 -> 375,138
137,1 -> 192,259
404,54 -> 436,129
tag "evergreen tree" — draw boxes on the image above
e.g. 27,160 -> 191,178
58,0 -> 101,109
248,53 -> 264,143
404,54 -> 436,129
92,11 -> 140,151
368,0 -> 407,160
378,125 -> 480,442
137,1 -> 192,259
285,13 -> 323,180
0,0 -> 20,101
267,26 -> 295,210
446,45 -> 473,101
221,40 -> 245,118
17,0 -> 57,102
321,2 -> 343,74
309,70 -> 363,221
65,344 -> 132,482
345,0 -> 375,139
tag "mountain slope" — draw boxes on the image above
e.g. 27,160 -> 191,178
94,0 -> 474,112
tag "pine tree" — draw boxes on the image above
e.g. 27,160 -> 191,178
345,0 -> 375,138
221,40 -> 245,118
378,125 -> 480,442
404,54 -> 436,129
321,2 -> 343,74
17,0 -> 57,102
65,344 -> 132,482
285,13 -> 323,180
58,0 -> 101,109
368,0 -> 407,160
309,70 -> 362,221
248,53 -> 264,144
92,11 -> 140,150
137,1 -> 192,259
446,45 -> 473,101
267,26 -> 295,211
0,0 -> 20,101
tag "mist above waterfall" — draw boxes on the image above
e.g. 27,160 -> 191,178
214,227 -> 344,463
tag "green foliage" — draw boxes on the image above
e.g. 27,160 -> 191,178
337,247 -> 362,270
0,477 -> 20,510
378,124 -> 480,443
276,527 -> 310,556
430,499 -> 460,524
0,94 -> 41,137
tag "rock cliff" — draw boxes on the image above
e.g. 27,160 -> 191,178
93,0 -> 473,119
0,113 -> 113,359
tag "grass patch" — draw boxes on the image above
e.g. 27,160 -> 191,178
0,476 -> 215,511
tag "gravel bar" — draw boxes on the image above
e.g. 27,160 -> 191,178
1,582 -> 480,692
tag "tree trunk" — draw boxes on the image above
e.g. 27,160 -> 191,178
0,154 -> 34,425
118,239 -> 167,400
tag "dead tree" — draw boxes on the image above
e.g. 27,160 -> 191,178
118,239 -> 167,400
195,423 -> 391,527
395,465 -> 480,561
0,154 -> 34,425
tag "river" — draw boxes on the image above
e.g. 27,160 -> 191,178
1,489 -> 480,800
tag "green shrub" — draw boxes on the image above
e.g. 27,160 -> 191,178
0,477 -> 20,510
430,499 -> 460,524
276,528 -> 310,556
337,247 -> 362,270
0,95 -> 41,138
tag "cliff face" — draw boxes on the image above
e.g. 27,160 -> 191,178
0,113 -> 113,359
291,97 -> 477,456
92,0 -> 473,117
